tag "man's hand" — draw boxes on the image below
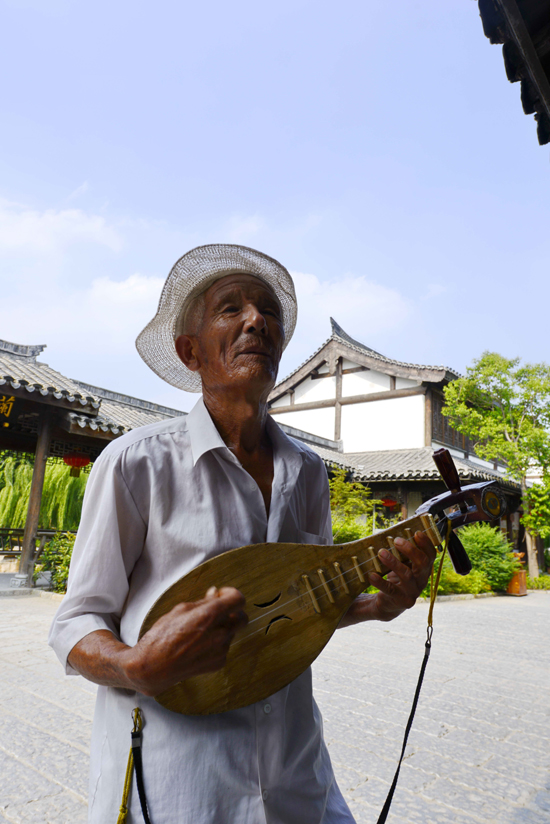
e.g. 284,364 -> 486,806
339,531 -> 437,628
67,586 -> 248,697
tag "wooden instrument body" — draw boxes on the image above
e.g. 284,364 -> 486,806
139,513 -> 442,716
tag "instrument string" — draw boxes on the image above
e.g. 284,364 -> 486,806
228,524 -> 440,650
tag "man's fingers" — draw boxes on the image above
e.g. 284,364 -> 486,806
394,533 -> 437,568
378,548 -> 412,579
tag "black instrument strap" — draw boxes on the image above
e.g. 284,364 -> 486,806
131,729 -> 153,824
376,630 -> 432,824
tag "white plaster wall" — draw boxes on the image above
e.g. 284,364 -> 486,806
341,394 -> 426,452
342,369 -> 390,398
270,393 -> 291,409
294,374 -> 336,403
271,407 -> 335,441
396,376 -> 420,389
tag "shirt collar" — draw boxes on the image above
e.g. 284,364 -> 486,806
187,397 -> 306,469
187,397 -> 229,467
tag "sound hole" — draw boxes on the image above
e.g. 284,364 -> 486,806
265,615 -> 292,635
254,593 -> 281,609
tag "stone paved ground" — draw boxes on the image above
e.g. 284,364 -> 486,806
0,592 -> 548,823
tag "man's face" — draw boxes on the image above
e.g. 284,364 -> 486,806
176,273 -> 285,397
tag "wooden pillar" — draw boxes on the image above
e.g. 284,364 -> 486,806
19,406 -> 54,584
334,357 -> 343,442
424,388 -> 432,447
399,486 -> 408,520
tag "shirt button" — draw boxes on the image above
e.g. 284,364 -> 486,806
262,790 -> 269,801
263,703 -> 271,714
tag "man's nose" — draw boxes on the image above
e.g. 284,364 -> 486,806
243,303 -> 267,334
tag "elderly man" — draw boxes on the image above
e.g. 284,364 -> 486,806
49,244 -> 436,824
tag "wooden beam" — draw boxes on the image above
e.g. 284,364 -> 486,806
19,406 -> 54,583
424,389 -> 433,447
334,358 -> 342,441
269,385 -> 426,414
312,365 -> 369,380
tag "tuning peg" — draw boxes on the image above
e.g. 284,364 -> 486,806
432,448 -> 462,494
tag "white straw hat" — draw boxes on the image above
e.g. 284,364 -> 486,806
136,244 -> 297,392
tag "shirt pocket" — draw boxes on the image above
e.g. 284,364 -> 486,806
295,529 -> 329,546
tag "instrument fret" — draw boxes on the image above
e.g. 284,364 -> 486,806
333,561 -> 349,594
351,555 -> 365,583
301,574 -> 321,613
317,569 -> 335,603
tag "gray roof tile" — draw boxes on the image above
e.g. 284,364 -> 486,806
309,444 -> 519,489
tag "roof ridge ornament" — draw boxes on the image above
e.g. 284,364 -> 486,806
0,339 -> 47,360
329,318 -> 384,357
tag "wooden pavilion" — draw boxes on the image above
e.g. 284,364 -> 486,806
0,338 -> 187,584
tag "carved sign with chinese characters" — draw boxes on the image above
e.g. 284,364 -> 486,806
0,396 -> 15,419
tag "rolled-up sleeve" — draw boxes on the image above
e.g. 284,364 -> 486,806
48,450 -> 146,674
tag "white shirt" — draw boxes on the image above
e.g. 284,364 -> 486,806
49,398 -> 355,824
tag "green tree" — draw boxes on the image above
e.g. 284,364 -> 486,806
0,451 -> 89,531
329,468 -> 383,543
442,352 -> 550,578
522,478 -> 550,542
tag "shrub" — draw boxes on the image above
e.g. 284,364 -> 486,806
421,553 -> 491,598
34,532 -> 76,593
526,574 -> 550,590
458,522 -> 521,591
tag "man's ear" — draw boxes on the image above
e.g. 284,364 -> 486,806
175,335 -> 201,372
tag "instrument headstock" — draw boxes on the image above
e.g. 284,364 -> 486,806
415,448 -> 507,576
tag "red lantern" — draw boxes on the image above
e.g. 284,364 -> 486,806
381,496 -> 398,510
63,453 -> 91,477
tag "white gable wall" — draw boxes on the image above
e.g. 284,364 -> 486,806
270,353 -> 427,450
294,374 -> 335,403
342,369 -> 390,396
272,406 -> 336,441
341,394 -> 426,451
271,393 -> 426,450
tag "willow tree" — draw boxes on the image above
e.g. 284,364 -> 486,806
442,352 -> 550,578
0,451 -> 89,532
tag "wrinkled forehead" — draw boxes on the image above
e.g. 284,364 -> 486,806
204,272 -> 280,305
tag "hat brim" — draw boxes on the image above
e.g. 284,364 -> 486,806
136,244 -> 297,392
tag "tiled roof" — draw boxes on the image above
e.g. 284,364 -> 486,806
67,382 -> 186,436
0,340 -> 100,408
317,445 -> 519,489
0,339 -> 186,435
273,318 -> 459,392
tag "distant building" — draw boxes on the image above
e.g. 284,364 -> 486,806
268,320 -> 521,535
0,331 -> 523,569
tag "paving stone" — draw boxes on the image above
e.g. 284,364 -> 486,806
314,591 -> 550,823
1,591 -> 549,823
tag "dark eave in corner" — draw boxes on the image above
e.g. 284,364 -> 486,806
478,0 -> 550,145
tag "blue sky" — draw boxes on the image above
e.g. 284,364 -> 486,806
1,0 -> 548,412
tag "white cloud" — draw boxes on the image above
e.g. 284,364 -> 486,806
0,199 -> 122,254
421,283 -> 446,301
278,270 -> 413,377
67,181 -> 89,202
85,274 -> 165,345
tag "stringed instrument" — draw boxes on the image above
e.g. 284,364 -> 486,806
139,449 -> 508,716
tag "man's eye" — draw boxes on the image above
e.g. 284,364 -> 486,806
223,305 -> 239,313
